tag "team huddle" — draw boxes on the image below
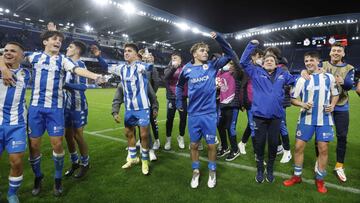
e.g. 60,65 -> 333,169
0,23 -> 359,202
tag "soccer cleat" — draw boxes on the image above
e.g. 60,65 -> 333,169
164,137 -> 172,150
177,135 -> 185,149
31,174 -> 44,196
238,142 -> 247,155
277,145 -> 284,155
280,150 -> 292,163
53,178 -> 63,197
149,149 -> 157,161
7,195 -> 19,203
190,169 -> 200,188
216,148 -> 230,158
74,164 -> 90,178
283,175 -> 302,187
207,171 -> 216,188
152,139 -> 160,150
225,149 -> 240,161
64,162 -> 80,177
255,170 -> 264,183
122,157 -> 140,169
142,160 -> 150,175
315,179 -> 327,193
334,167 -> 347,182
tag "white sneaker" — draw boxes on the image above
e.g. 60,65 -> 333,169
149,149 -> 157,161
190,169 -> 200,188
238,142 -> 247,155
208,171 -> 216,188
215,136 -> 219,145
164,137 -> 171,150
280,150 -> 292,163
177,135 -> 185,149
334,167 -> 347,182
277,145 -> 284,155
153,139 -> 160,150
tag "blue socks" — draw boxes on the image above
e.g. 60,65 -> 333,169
8,175 -> 23,197
53,151 -> 65,179
29,155 -> 42,178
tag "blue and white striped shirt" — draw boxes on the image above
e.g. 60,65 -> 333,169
65,60 -> 88,111
108,61 -> 152,111
26,52 -> 76,109
0,66 -> 31,125
291,73 -> 339,126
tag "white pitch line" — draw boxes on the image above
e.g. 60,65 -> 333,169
84,130 -> 360,195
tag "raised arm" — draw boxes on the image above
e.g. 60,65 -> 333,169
239,40 -> 259,77
211,32 -> 236,69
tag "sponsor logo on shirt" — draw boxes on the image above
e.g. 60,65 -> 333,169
190,75 -> 209,84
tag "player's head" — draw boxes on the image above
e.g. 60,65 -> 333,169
223,60 -> 236,72
265,46 -> 282,60
124,43 -> 139,63
66,40 -> 87,58
41,30 -> 64,55
171,51 -> 182,64
251,48 -> 264,66
329,42 -> 345,63
190,42 -> 209,63
3,41 -> 24,68
263,54 -> 278,72
304,51 -> 321,73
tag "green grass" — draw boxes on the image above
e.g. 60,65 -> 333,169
0,88 -> 359,202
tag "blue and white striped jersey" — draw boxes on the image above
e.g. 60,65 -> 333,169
0,66 -> 31,125
291,73 -> 339,126
108,61 -> 152,111
26,52 -> 76,108
65,59 -> 88,111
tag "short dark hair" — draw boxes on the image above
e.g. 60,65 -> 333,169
40,31 -> 64,42
71,40 -> 87,56
251,48 -> 264,57
304,51 -> 320,60
265,47 -> 282,59
124,43 -> 139,53
331,42 -> 345,49
6,41 -> 25,51
171,51 -> 182,58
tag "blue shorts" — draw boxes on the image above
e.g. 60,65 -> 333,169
0,125 -> 27,155
124,109 -> 150,127
28,106 -> 65,137
295,124 -> 334,142
188,112 -> 217,144
65,109 -> 88,129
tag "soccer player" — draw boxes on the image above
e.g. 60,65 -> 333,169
283,51 -> 339,193
0,42 -> 30,203
239,40 -> 295,183
176,32 -> 235,188
0,30 -> 105,196
264,47 -> 292,163
216,61 -> 241,161
164,52 -> 187,150
63,41 -> 90,178
94,43 -> 153,175
301,42 -> 355,182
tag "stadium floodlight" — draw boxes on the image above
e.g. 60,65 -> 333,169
13,13 -> 19,17
0,8 -> 3,12
192,27 -> 200,34
5,9 -> 10,13
122,33 -> 129,38
123,2 -> 136,14
25,18 -> 31,21
59,23 -> 64,26
175,22 -> 190,31
39,19 -> 44,22
93,0 -> 107,6
84,24 -> 92,32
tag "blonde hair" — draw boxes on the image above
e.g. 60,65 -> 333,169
190,42 -> 209,55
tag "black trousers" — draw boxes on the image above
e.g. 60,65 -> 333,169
166,99 -> 187,138
150,108 -> 159,140
253,116 -> 281,171
217,107 -> 239,152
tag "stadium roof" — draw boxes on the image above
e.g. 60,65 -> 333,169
0,0 -> 359,51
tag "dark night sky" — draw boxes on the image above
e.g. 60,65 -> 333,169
138,0 -> 360,33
